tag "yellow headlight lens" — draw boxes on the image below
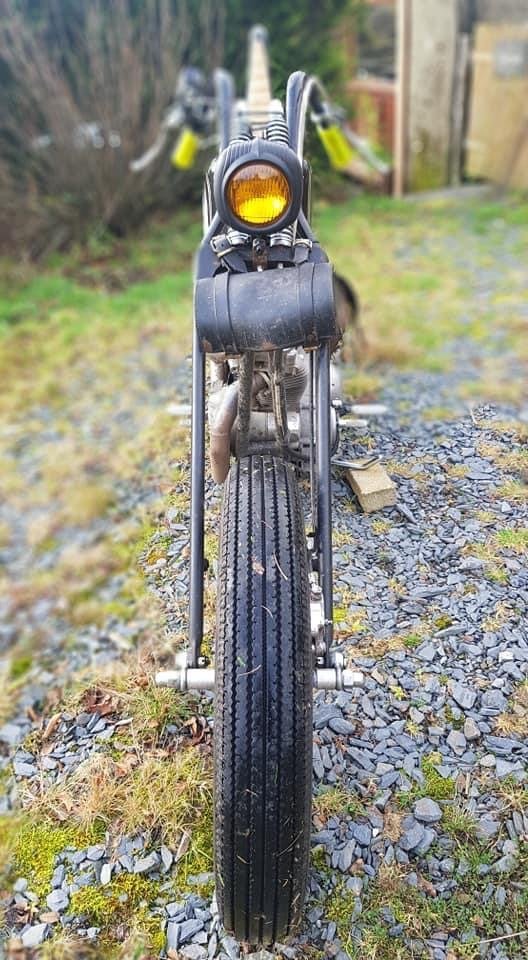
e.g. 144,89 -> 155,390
226,162 -> 291,226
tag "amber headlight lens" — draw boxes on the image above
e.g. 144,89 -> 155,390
226,162 -> 291,227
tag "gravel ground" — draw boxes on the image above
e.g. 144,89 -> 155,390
1,205 -> 527,959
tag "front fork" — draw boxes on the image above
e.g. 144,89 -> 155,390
157,334 -> 363,691
315,341 -> 334,667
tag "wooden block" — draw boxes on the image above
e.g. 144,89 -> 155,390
345,462 -> 397,513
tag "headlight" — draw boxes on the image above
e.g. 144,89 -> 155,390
226,162 -> 291,227
214,139 -> 303,235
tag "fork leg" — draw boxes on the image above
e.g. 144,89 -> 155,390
189,325 -> 206,666
316,342 -> 333,665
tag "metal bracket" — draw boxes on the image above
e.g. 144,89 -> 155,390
332,455 -> 379,471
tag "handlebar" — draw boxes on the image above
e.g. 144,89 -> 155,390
130,38 -> 387,180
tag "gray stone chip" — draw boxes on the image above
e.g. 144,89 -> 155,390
21,924 -> 50,948
413,797 -> 442,824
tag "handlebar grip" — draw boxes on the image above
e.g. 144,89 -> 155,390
171,128 -> 200,169
316,123 -> 354,172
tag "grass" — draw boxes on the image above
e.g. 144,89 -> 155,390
312,785 -> 366,822
350,623 -> 428,660
2,193 -> 528,948
495,682 -> 528,739
464,526 -> 528,585
315,196 -> 528,374
334,846 -> 528,960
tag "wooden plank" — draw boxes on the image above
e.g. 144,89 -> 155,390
450,33 -> 470,185
345,462 -> 397,513
466,23 -> 528,190
407,0 -> 459,191
394,0 -> 412,196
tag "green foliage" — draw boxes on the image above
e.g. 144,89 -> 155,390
224,0 -> 360,94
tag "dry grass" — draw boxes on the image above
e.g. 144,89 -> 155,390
463,528 -> 528,584
495,480 -> 528,503
382,807 -> 404,843
385,458 -> 430,484
349,623 -> 428,660
59,482 -> 115,525
344,370 -> 383,399
496,682 -> 528,739
312,785 -> 364,822
24,745 -> 212,849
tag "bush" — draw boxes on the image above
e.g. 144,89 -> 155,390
0,0 -> 359,257
0,0 -> 213,256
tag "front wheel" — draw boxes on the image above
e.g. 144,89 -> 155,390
214,456 -> 313,946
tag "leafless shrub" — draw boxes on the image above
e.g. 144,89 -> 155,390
0,0 -> 223,256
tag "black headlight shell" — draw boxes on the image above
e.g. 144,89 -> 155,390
214,138 -> 303,235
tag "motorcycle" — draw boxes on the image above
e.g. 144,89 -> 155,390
133,26 -> 365,947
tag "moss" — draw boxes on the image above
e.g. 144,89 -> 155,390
12,819 -> 104,897
311,844 -> 330,875
325,880 -> 360,954
348,842 -> 528,958
397,754 -> 455,807
70,873 -> 160,925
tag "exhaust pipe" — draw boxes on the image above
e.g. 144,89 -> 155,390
209,372 -> 268,483
210,382 -> 239,483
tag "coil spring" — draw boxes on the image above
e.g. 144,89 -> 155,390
267,116 -> 289,146
270,226 -> 294,248
227,228 -> 250,247
231,122 -> 252,143
268,116 -> 293,246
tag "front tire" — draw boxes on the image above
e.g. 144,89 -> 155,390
214,456 -> 313,946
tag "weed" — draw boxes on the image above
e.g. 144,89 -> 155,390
402,632 -> 423,649
371,519 -> 392,535
441,803 -> 478,840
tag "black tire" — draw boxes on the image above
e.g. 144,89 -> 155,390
214,456 -> 313,946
